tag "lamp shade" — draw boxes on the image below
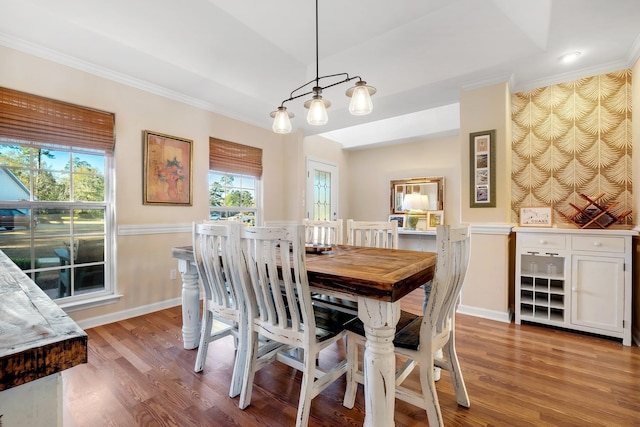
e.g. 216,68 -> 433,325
402,192 -> 429,212
347,81 -> 375,115
305,96 -> 330,125
271,107 -> 293,134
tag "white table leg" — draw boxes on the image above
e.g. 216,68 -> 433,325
358,297 -> 401,427
177,258 -> 200,350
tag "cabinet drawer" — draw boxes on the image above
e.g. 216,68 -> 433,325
572,235 -> 625,253
520,233 -> 566,250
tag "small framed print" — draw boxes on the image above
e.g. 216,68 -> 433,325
427,210 -> 444,230
389,214 -> 405,229
519,207 -> 552,227
469,129 -> 496,208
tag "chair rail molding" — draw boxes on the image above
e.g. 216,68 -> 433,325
469,223 -> 513,235
118,223 -> 191,235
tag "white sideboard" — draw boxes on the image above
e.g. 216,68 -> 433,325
513,227 -> 637,346
398,229 -> 437,252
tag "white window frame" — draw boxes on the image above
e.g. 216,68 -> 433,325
208,170 -> 262,225
0,140 -> 120,310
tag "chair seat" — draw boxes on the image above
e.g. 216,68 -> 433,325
344,310 -> 422,351
311,292 -> 358,315
313,305 -> 358,342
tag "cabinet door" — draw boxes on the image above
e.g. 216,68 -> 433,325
571,255 -> 624,333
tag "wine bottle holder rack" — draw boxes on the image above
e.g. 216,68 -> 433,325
559,193 -> 632,229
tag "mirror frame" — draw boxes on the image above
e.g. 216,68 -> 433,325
390,177 -> 445,215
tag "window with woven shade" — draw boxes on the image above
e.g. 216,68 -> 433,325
0,87 -> 116,304
208,138 -> 262,225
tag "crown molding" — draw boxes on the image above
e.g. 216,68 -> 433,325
510,59 -> 634,93
0,32 -> 262,127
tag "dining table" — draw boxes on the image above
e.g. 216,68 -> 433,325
171,244 -> 436,427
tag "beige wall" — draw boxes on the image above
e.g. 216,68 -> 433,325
0,45 -> 286,324
344,135 -> 461,225
457,83 -> 514,319
461,83 -> 512,224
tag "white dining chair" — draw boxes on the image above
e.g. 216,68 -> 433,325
235,224 -> 357,427
192,221 -> 283,399
346,219 -> 399,249
343,225 -> 471,427
303,218 -> 354,315
264,220 -> 301,227
192,221 -> 244,396
303,218 -> 343,245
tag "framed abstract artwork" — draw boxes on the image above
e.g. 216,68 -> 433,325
143,130 -> 193,206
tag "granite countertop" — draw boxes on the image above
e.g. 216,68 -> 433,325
0,250 -> 87,391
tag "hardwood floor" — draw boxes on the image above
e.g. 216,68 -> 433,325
62,289 -> 640,426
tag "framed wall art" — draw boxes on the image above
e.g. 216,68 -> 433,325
143,130 -> 193,206
519,207 -> 552,227
388,214 -> 406,229
427,210 -> 444,230
469,129 -> 496,208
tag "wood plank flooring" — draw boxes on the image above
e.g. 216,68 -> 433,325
62,289 -> 640,426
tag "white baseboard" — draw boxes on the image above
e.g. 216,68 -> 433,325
457,304 -> 512,323
75,297 -> 183,330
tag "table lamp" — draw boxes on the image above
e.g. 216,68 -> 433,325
402,192 -> 429,230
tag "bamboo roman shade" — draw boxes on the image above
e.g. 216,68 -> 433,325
209,137 -> 262,177
0,87 -> 115,152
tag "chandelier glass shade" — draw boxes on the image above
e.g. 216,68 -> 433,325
270,0 -> 375,134
347,81 -> 376,115
304,89 -> 330,125
270,106 -> 294,134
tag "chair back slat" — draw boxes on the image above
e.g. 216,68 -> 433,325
192,221 -> 242,320
423,225 -> 470,338
239,225 -> 314,345
346,219 -> 398,249
303,219 -> 343,245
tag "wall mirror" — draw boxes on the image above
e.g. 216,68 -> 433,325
390,177 -> 444,215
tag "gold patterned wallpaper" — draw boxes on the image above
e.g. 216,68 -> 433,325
511,69 -> 633,225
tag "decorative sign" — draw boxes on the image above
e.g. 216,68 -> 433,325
519,207 -> 552,227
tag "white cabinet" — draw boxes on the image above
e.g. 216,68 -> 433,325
571,254 -> 624,333
514,227 -> 636,346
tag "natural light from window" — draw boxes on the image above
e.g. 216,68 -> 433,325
0,141 -> 112,301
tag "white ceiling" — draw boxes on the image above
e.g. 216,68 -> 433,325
1,0 -> 639,149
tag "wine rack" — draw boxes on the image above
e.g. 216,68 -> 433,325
559,193 -> 631,229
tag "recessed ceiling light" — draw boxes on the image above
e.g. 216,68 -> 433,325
560,51 -> 582,63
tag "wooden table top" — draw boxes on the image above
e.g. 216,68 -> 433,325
172,244 -> 436,303
0,250 -> 87,391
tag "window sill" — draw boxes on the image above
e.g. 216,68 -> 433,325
58,293 -> 123,313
